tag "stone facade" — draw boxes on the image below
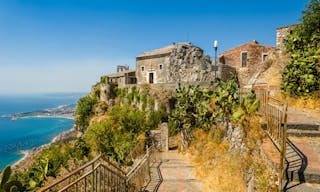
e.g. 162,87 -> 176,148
276,24 -> 297,53
219,40 -> 275,86
136,43 -> 215,84
107,70 -> 137,87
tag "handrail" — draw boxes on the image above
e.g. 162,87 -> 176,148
58,163 -> 127,192
242,88 -> 288,192
101,156 -> 127,175
38,153 -> 126,192
39,143 -> 160,192
38,154 -> 102,192
286,138 -> 307,183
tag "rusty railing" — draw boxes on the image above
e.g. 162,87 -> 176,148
126,145 -> 160,191
241,88 -> 288,191
38,154 -> 126,192
39,144 -> 160,192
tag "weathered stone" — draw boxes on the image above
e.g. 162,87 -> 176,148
150,123 -> 169,152
276,25 -> 297,53
136,43 -> 216,84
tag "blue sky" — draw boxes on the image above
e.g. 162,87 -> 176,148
0,0 -> 309,94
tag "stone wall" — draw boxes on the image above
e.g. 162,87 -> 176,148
136,54 -> 170,84
219,63 -> 236,82
276,25 -> 297,53
150,123 -> 169,152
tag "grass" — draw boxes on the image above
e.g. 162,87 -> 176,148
273,93 -> 320,114
186,119 -> 277,192
186,129 -> 246,192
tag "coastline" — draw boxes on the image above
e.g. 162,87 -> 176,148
12,124 -> 77,170
19,114 -> 74,120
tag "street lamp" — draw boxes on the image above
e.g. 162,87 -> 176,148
214,40 -> 218,80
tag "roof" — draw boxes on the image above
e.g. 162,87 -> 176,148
276,24 -> 299,30
136,42 -> 191,58
107,69 -> 136,78
220,40 -> 275,55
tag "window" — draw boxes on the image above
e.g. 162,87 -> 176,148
241,52 -> 248,67
141,66 -> 144,71
159,64 -> 163,70
262,54 -> 268,62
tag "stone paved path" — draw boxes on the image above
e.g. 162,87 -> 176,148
146,150 -> 203,192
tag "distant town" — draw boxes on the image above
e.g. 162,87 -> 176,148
1,104 -> 76,120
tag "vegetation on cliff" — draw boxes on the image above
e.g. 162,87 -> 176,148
169,76 -> 276,191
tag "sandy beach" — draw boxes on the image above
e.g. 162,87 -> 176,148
12,126 -> 77,170
18,114 -> 74,120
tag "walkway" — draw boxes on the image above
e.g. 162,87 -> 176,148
145,150 -> 203,192
262,108 -> 320,191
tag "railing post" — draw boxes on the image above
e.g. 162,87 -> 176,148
279,102 -> 288,192
92,162 -> 95,192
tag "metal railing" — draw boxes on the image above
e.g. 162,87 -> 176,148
39,144 -> 160,192
38,155 -> 126,192
241,88 -> 288,191
126,145 -> 160,191
58,163 -> 128,192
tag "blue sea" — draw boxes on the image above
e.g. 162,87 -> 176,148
0,94 -> 83,170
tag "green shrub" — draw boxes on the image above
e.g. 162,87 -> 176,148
75,95 -> 97,132
282,0 -> 320,97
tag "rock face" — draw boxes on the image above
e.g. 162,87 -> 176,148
167,44 -> 215,83
136,43 -> 215,84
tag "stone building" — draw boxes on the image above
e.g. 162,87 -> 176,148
107,68 -> 137,87
276,24 -> 297,53
136,42 -> 215,84
219,40 -> 275,86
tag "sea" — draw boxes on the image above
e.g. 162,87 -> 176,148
0,94 -> 83,171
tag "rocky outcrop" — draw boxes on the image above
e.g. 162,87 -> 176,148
166,44 -> 215,83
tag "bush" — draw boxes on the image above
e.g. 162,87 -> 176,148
282,0 -> 320,97
75,95 -> 97,132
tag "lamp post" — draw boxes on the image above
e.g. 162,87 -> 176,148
214,40 -> 218,80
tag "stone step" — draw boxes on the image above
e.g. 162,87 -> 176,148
287,168 -> 320,184
261,123 -> 320,131
287,124 -> 319,131
287,129 -> 320,137
286,182 -> 320,192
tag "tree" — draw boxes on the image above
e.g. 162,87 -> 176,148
283,0 -> 320,96
75,95 -> 97,132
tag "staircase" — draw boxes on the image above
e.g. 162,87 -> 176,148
39,145 -> 160,192
283,109 -> 320,191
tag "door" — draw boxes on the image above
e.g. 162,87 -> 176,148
149,73 -> 154,84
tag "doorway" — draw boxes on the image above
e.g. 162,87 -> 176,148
149,73 -> 154,84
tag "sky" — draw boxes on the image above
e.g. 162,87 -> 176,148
0,0 -> 309,94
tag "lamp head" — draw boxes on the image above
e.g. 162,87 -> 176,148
214,40 -> 218,49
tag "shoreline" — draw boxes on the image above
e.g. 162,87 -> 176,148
12,126 -> 77,170
19,115 -> 74,120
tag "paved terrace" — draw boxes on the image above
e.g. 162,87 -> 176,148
145,150 -> 203,192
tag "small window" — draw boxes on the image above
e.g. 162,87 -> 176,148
141,66 -> 144,71
241,52 -> 248,67
262,54 -> 268,62
159,64 -> 163,70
